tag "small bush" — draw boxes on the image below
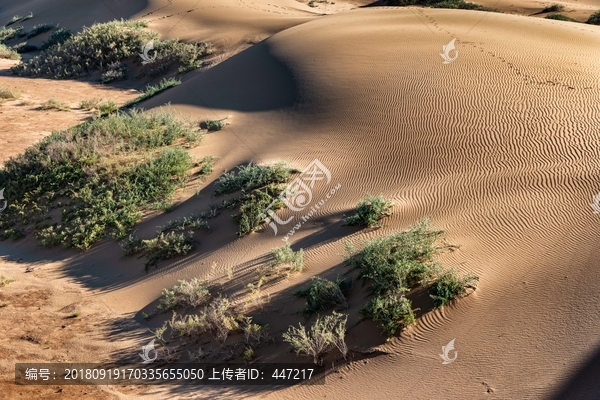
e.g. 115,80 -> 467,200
0,85 -> 20,100
120,233 -> 144,255
587,10 -> 600,24
0,43 -> 20,60
387,0 -> 496,11
158,278 -> 211,312
0,26 -> 25,43
6,16 -> 21,26
542,4 -> 564,13
125,77 -> 181,108
143,231 -> 194,266
1,228 -> 26,241
243,347 -> 255,362
12,42 -> 37,53
296,276 -> 351,315
361,291 -> 417,338
204,119 -> 226,132
157,214 -> 210,233
38,98 -> 71,111
260,241 -> 304,278
545,13 -> 579,22
26,23 -> 55,39
41,28 -> 72,49
282,312 -> 348,365
429,269 -> 478,307
234,184 -> 286,235
96,100 -> 118,116
0,275 -> 16,286
344,219 -> 443,295
344,194 -> 392,227
215,162 -> 293,195
79,98 -> 101,110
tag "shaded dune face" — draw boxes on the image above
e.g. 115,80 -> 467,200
148,41 -> 299,112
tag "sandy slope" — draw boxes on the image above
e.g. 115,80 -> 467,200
1,2 -> 600,400
129,8 -> 600,399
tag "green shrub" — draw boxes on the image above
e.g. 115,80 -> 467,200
139,39 -> 212,77
234,184 -> 286,235
296,276 -> 351,315
38,98 -> 71,111
0,110 -> 202,250
125,77 -> 181,108
143,231 -> 194,266
0,85 -> 20,100
40,28 -> 72,49
215,162 -> 293,195
545,13 -> 579,22
361,291 -> 417,338
344,219 -> 443,295
157,278 -> 211,312
282,312 -> 348,365
429,269 -> 478,307
157,213 -> 210,233
12,42 -> 37,53
120,232 -> 145,255
0,228 -> 25,241
243,347 -> 255,362
241,317 -> 269,344
0,26 -> 25,43
0,44 -> 20,60
260,241 -> 305,278
26,24 -> 55,39
344,194 -> 392,227
96,100 -> 118,116
204,119 -> 226,132
587,10 -> 600,24
6,16 -> 21,26
542,4 -> 564,13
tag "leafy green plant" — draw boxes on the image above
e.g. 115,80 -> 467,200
7,16 -> 21,26
344,219 -> 444,295
143,231 -> 195,266
296,276 -> 350,315
38,98 -> 71,111
241,317 -> 269,344
588,10 -> 600,24
344,194 -> 392,227
157,278 -> 211,312
361,290 -> 417,338
282,312 -> 348,365
429,269 -> 478,307
100,62 -> 127,83
215,162 -> 293,195
258,241 -> 305,279
243,347 -> 255,362
204,118 -> 227,132
96,100 -> 119,117
234,184 -> 286,235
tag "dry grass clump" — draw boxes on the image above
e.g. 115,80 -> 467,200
38,98 -> 71,111
282,311 -> 348,365
0,85 -> 21,101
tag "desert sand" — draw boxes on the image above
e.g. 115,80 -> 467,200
1,0 -> 600,399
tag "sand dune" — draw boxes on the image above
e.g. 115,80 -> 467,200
135,8 -> 600,398
1,1 -> 600,399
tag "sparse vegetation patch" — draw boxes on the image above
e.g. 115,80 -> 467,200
296,276 -> 351,315
10,19 -> 211,80
345,220 -> 478,338
0,110 -> 206,250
